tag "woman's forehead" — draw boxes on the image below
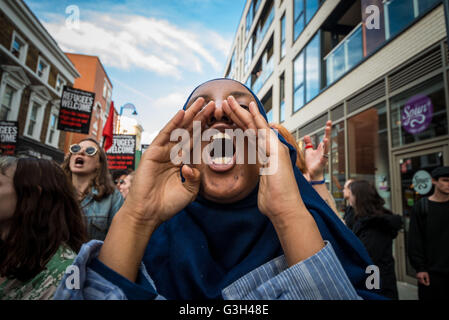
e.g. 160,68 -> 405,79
188,80 -> 254,104
80,140 -> 97,147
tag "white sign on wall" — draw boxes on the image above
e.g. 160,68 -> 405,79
412,170 -> 432,195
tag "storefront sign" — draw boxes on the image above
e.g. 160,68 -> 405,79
106,135 -> 136,171
412,170 -> 432,195
58,86 -> 95,134
401,94 -> 433,134
0,121 -> 18,155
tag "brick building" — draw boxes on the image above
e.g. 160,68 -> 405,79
63,53 -> 117,153
224,0 -> 449,286
0,0 -> 80,162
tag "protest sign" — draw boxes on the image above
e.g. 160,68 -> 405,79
106,134 -> 136,170
58,86 -> 95,134
0,121 -> 18,155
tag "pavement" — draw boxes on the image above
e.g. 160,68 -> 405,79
397,281 -> 418,300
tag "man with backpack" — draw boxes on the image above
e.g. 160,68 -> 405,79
408,166 -> 449,300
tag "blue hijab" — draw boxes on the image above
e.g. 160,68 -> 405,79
143,79 -> 384,300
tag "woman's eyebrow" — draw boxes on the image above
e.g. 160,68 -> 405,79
190,94 -> 211,103
229,91 -> 252,99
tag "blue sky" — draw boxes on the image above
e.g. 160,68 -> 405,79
24,0 -> 245,143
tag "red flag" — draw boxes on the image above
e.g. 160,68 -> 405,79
102,101 -> 115,152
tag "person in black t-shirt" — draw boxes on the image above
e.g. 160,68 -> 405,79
408,166 -> 449,300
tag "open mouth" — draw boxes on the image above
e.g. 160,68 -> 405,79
74,157 -> 85,167
207,132 -> 236,173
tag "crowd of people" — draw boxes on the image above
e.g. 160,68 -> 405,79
0,78 -> 447,300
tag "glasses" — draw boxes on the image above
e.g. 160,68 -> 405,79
69,144 -> 98,157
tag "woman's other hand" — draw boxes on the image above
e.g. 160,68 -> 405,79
122,98 -> 215,227
303,120 -> 332,181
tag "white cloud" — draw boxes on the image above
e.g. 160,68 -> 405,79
42,11 -> 231,78
141,131 -> 159,145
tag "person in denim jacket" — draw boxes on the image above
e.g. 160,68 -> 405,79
62,138 -> 124,241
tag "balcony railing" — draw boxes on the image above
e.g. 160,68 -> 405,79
252,56 -> 274,94
324,23 -> 363,86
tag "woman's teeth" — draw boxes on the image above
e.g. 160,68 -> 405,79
211,132 -> 232,140
212,156 -> 233,165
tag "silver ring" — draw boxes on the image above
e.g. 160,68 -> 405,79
323,154 -> 329,158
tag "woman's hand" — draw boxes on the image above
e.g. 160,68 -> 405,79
98,98 -> 214,282
121,98 -> 215,227
223,96 -> 301,220
303,120 -> 331,181
223,96 -> 324,266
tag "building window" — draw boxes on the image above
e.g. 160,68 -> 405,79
305,32 -> 320,102
226,50 -> 236,79
294,0 -> 321,41
47,113 -> 57,145
280,13 -> 286,60
246,2 -> 254,37
106,88 -> 112,107
384,0 -> 415,40
261,90 -> 273,123
384,0 -> 441,40
254,0 -> 262,15
293,51 -> 304,112
293,32 -> 321,112
55,75 -> 66,94
10,31 -> 28,63
36,57 -> 49,82
294,0 -> 305,40
0,68 -> 28,122
27,102 -> 40,137
348,102 -> 391,209
252,0 -> 275,57
103,79 -> 108,98
0,85 -> 15,121
25,91 -> 48,141
279,73 -> 285,123
418,0 -> 441,13
390,75 -> 447,148
249,37 -> 274,94
244,37 -> 253,74
305,0 -> 320,24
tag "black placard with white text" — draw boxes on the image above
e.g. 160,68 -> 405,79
106,135 -> 136,170
0,121 -> 18,156
57,86 -> 95,134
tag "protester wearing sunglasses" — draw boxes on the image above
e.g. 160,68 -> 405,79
61,138 -> 124,241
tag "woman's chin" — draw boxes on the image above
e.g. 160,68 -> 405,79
200,174 -> 254,204
70,167 -> 95,176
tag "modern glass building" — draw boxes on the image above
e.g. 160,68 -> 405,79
224,0 -> 449,287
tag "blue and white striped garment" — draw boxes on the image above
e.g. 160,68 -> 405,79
54,240 -> 362,300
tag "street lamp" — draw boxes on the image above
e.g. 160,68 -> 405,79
117,103 -> 138,134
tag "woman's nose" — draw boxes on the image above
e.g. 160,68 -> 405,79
207,101 -> 232,126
